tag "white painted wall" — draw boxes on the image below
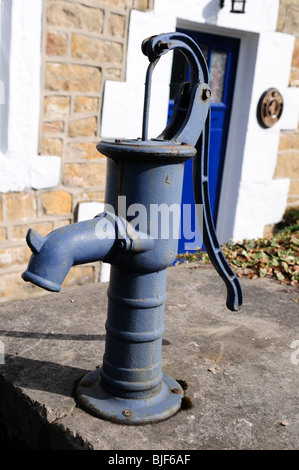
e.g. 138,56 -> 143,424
0,0 -> 60,192
154,0 -> 279,33
227,31 -> 299,241
101,0 -> 299,243
218,30 -> 299,242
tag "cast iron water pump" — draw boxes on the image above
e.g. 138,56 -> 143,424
22,32 -> 242,424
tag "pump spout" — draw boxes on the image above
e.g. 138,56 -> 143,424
22,212 -> 132,292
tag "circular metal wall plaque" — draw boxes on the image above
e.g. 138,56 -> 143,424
257,88 -> 283,128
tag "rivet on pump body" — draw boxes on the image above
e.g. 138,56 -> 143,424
22,32 -> 242,425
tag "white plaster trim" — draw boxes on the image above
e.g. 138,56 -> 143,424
154,0 -> 280,33
219,31 -> 296,242
0,0 -> 61,192
232,178 -> 290,241
0,155 -> 61,192
279,86 -> 299,131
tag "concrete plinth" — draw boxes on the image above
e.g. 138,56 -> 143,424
0,264 -> 298,450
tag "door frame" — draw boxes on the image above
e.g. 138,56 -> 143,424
171,25 -> 240,252
177,19 -> 259,243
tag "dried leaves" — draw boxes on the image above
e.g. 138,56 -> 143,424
221,230 -> 299,287
176,208 -> 299,287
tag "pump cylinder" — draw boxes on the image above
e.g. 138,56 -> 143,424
101,268 -> 167,399
76,140 -> 195,423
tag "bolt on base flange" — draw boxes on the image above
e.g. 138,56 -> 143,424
76,369 -> 184,425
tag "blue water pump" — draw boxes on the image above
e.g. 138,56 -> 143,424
22,32 -> 242,424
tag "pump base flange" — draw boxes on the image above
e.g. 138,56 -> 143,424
76,368 -> 184,425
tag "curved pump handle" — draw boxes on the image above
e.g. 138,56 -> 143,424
141,32 -> 210,144
142,32 -> 243,312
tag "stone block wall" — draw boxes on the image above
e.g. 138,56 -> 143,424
1,0 -> 297,302
0,0 -> 153,303
276,0 -> 299,208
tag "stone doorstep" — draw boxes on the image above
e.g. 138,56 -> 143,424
0,264 -> 299,450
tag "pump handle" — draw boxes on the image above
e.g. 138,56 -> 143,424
142,32 -> 243,312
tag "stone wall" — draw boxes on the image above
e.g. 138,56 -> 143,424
0,0 -> 153,303
1,0 -> 297,303
276,0 -> 299,208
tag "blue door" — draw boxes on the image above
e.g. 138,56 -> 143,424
168,30 -> 240,253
